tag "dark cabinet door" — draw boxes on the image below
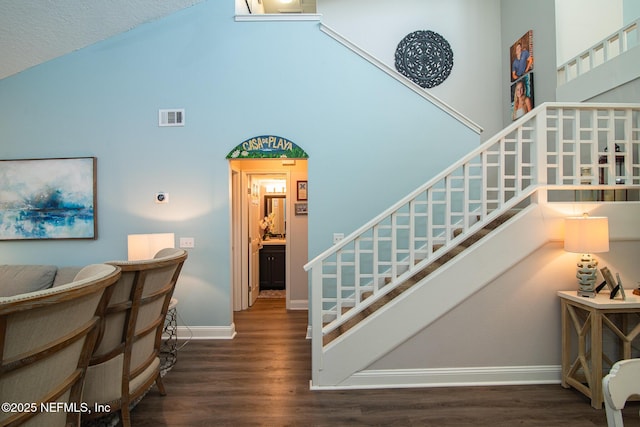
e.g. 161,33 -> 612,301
259,245 -> 285,290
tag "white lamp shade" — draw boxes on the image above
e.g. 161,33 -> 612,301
564,216 -> 609,254
128,233 -> 175,261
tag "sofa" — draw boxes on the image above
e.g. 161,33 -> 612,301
82,248 -> 188,427
0,264 -> 82,297
0,263 -> 121,427
0,249 -> 187,427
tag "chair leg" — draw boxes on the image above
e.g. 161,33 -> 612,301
156,373 -> 167,396
120,406 -> 132,427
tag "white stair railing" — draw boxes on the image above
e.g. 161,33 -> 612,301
305,103 -> 640,351
557,18 -> 639,85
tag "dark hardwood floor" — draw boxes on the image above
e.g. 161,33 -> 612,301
130,298 -> 637,426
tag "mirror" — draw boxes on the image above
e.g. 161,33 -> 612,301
264,195 -> 286,237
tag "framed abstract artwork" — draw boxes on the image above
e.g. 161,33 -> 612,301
0,157 -> 97,240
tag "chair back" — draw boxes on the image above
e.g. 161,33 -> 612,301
82,248 -> 187,426
0,264 -> 120,427
602,358 -> 640,427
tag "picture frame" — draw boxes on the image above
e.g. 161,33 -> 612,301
600,267 -> 625,300
616,272 -> 626,300
0,157 -> 97,240
295,202 -> 308,216
600,267 -> 616,292
297,180 -> 308,201
509,30 -> 534,82
510,72 -> 535,121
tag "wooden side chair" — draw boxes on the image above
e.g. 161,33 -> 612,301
602,358 -> 640,427
82,248 -> 187,427
0,264 -> 120,427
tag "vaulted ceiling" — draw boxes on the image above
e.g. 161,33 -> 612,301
0,0 -> 316,81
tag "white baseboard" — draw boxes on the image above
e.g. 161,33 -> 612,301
288,299 -> 309,310
310,365 -> 561,390
176,323 -> 236,340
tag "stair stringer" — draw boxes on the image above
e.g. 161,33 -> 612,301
315,203 -> 551,388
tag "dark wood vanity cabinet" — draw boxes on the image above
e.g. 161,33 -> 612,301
259,244 -> 285,290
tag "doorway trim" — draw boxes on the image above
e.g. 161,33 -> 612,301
231,166 -> 293,311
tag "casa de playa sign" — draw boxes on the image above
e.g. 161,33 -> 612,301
226,135 -> 308,159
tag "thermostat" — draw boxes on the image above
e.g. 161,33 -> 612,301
155,192 -> 169,204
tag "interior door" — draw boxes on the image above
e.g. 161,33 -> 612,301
249,235 -> 261,306
248,176 -> 261,306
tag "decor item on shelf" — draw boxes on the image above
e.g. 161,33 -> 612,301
127,233 -> 175,260
394,30 -> 454,88
600,267 -> 626,300
564,214 -> 609,298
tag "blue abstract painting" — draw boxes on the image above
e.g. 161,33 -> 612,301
0,157 -> 96,240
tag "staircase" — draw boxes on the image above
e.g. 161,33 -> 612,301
304,103 -> 640,388
322,207 -> 521,346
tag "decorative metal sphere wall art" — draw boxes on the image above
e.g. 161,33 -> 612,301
394,30 -> 454,88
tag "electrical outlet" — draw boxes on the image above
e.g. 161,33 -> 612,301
333,233 -> 344,244
179,237 -> 195,248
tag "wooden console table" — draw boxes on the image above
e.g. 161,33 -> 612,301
558,290 -> 640,409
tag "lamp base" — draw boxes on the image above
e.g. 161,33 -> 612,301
576,254 -> 598,298
577,289 -> 597,298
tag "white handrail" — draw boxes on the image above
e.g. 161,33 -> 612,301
557,19 -> 640,85
305,103 -> 640,344
319,24 -> 483,135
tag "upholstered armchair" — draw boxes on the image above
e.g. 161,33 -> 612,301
82,248 -> 188,427
0,264 -> 121,427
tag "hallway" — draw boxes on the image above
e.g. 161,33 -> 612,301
128,298 -> 635,426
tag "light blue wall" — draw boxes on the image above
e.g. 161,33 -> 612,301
0,1 -> 479,327
624,0 -> 640,24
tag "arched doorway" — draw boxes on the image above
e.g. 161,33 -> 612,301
227,136 -> 309,311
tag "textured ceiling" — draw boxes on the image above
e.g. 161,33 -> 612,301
0,0 -> 317,81
0,0 -> 204,80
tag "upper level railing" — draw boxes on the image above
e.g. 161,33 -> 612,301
557,19 -> 639,85
305,103 -> 640,347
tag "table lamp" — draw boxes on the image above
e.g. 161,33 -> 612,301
127,233 -> 175,261
564,214 -> 609,298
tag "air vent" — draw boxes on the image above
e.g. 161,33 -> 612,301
158,109 -> 185,127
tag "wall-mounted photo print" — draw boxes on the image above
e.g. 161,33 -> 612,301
510,30 -> 534,82
511,73 -> 534,121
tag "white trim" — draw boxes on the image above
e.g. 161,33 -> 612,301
288,299 -> 309,311
310,365 -> 561,390
319,24 -> 483,136
235,14 -> 322,22
176,324 -> 236,340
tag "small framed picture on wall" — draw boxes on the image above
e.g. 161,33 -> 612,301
295,202 -> 308,216
297,181 -> 308,201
